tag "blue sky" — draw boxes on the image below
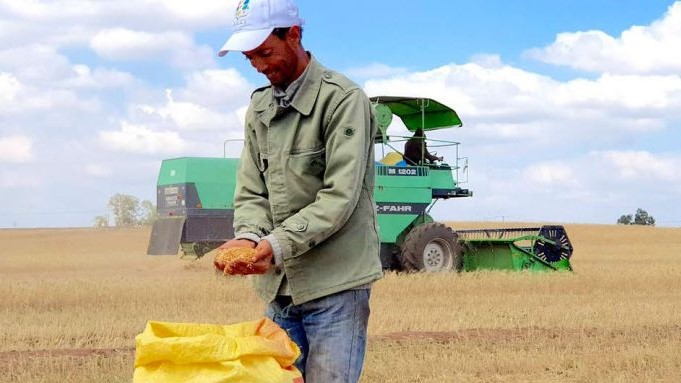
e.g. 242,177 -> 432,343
1,0 -> 680,228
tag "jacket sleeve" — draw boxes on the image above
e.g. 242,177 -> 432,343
233,106 -> 274,238
269,89 -> 375,260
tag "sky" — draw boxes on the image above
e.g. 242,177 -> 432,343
1,0 -> 680,228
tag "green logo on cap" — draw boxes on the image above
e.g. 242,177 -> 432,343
236,0 -> 250,18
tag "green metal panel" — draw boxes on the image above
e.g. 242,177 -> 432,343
374,165 -> 433,243
374,186 -> 431,203
377,215 -> 417,243
375,165 -> 431,189
462,236 -> 572,272
429,167 -> 457,190
463,240 -> 535,271
463,242 -> 514,271
158,157 -> 238,209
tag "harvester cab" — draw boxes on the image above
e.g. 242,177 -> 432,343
147,96 -> 574,272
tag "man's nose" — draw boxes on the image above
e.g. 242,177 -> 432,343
250,57 -> 267,73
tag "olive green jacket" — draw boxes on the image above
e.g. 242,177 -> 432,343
234,57 -> 383,304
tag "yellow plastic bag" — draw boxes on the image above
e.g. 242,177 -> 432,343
379,151 -> 404,166
133,317 -> 303,383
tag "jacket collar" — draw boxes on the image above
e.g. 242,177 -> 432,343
252,54 -> 323,116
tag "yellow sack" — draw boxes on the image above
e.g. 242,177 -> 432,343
133,318 -> 303,383
379,151 -> 403,166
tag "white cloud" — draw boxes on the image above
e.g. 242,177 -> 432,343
597,150 -> 680,181
0,72 -> 22,103
469,54 -> 503,68
365,62 -> 558,122
90,28 -> 190,60
0,135 -> 33,163
344,63 -> 408,81
526,2 -> 681,75
553,74 -> 681,113
164,89 -> 233,131
60,65 -> 135,89
523,162 -> 580,188
113,68 -> 253,139
0,50 -> 104,114
0,0 -> 233,33
84,164 -> 111,177
0,45 -> 73,82
364,61 -> 681,146
0,84 -> 100,115
132,89 -> 239,131
155,0 -> 233,25
0,1 -> 231,70
99,122 -> 187,154
89,28 -> 214,69
0,170 -> 39,189
178,69 -> 253,108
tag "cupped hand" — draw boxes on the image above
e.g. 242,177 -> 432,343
213,239 -> 256,272
223,239 -> 274,275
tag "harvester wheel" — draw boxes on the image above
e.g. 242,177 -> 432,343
400,222 -> 463,272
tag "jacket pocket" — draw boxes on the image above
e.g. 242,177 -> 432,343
289,147 -> 326,177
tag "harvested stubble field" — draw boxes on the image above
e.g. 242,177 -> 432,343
1,223 -> 680,382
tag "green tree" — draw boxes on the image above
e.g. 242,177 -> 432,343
108,193 -> 140,227
139,200 -> 157,226
617,214 -> 633,225
617,208 -> 655,226
633,208 -> 655,226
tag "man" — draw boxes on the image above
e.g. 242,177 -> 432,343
213,0 -> 383,382
403,128 -> 443,165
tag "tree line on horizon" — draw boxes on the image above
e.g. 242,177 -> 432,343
94,193 -> 156,227
617,208 -> 655,226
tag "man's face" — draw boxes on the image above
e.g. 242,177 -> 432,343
243,29 -> 299,88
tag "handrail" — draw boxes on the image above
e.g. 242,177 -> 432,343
376,135 -> 468,185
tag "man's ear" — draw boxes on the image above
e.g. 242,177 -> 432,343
286,26 -> 302,48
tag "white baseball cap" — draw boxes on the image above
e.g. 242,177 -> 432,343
218,0 -> 304,57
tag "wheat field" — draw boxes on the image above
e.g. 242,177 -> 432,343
1,223 -> 680,382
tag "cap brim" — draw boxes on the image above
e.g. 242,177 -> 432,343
218,28 -> 273,57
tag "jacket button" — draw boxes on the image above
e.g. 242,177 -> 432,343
324,72 -> 332,79
296,223 -> 305,230
275,267 -> 282,276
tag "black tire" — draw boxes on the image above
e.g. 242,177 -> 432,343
400,222 -> 463,272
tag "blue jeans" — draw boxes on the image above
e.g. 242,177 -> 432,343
265,289 -> 371,383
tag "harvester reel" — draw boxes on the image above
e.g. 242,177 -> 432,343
533,226 -> 573,263
400,222 -> 463,272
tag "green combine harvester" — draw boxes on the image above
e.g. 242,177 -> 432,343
148,96 -> 573,272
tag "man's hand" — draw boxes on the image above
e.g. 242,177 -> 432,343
213,239 -> 256,272
221,239 -> 274,275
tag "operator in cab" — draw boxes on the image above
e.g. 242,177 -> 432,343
404,128 -> 443,165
